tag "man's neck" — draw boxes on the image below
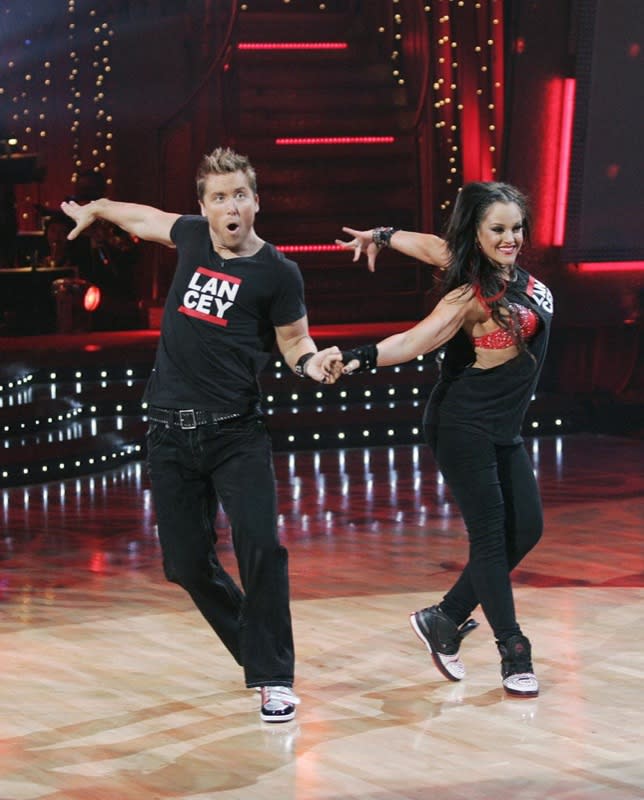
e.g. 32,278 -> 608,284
211,232 -> 264,259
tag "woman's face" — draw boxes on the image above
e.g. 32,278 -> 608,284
476,201 -> 524,272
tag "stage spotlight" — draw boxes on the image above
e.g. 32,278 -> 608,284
52,277 -> 102,333
83,284 -> 102,312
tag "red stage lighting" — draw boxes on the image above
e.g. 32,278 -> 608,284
238,42 -> 348,51
575,262 -> 644,274
52,278 -> 102,333
277,244 -> 345,253
553,78 -> 576,247
275,136 -> 396,145
83,285 -> 101,312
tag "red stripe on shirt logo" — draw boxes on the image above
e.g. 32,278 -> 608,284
178,305 -> 229,326
196,266 -> 242,284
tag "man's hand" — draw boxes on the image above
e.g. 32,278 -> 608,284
60,200 -> 98,240
335,226 -> 381,272
305,347 -> 344,384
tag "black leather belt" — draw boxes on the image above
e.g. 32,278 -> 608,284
147,406 -> 242,430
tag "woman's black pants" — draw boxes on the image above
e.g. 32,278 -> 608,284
427,425 -> 543,642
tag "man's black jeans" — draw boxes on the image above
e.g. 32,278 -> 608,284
146,414 -> 294,688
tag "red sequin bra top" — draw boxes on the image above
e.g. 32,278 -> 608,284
471,285 -> 539,350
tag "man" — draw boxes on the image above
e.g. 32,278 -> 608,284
62,147 -> 340,723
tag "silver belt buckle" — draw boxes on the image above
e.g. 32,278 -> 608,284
178,409 -> 197,429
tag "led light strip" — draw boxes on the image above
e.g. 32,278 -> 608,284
575,262 -> 644,273
238,42 -> 348,51
277,244 -> 345,253
275,136 -> 396,145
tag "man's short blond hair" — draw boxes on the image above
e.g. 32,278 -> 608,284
196,147 -> 258,200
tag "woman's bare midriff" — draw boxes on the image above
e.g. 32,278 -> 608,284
471,345 -> 520,370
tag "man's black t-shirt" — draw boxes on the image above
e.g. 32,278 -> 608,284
424,267 -> 554,445
143,215 -> 307,411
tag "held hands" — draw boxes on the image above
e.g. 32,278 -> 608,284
60,200 -> 98,240
335,226 -> 380,272
317,350 -> 348,378
304,347 -> 345,384
318,349 -> 365,376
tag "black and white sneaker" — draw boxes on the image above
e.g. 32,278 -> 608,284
409,605 -> 479,681
260,686 -> 300,723
497,634 -> 539,697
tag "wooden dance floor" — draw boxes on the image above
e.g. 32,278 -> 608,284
1,428 -> 643,799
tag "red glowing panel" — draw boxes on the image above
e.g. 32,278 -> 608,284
553,78 -> 576,247
83,285 -> 102,312
275,136 -> 395,145
533,79 -> 562,246
238,42 -> 348,51
576,262 -> 644,273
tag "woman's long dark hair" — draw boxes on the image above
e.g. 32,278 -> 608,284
442,181 -> 533,345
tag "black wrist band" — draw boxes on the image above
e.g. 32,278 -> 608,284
341,343 -> 378,374
372,226 -> 399,250
294,352 -> 315,378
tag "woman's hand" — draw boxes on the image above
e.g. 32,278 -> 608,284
335,226 -> 380,272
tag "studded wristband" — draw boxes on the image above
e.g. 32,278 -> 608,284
341,343 -> 378,374
372,226 -> 399,250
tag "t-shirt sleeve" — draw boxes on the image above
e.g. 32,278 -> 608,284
270,256 -> 307,326
170,215 -> 206,247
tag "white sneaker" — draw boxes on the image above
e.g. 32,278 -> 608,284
260,686 -> 300,723
502,672 -> 540,696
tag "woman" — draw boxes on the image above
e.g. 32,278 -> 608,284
332,182 -> 553,696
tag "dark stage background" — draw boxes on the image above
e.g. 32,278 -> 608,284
563,0 -> 643,262
1,0 -> 643,451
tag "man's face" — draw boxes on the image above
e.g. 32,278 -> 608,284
199,171 -> 259,252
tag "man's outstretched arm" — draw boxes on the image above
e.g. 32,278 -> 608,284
61,198 -> 181,247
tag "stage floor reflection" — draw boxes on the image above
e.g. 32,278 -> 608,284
1,433 -> 643,800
